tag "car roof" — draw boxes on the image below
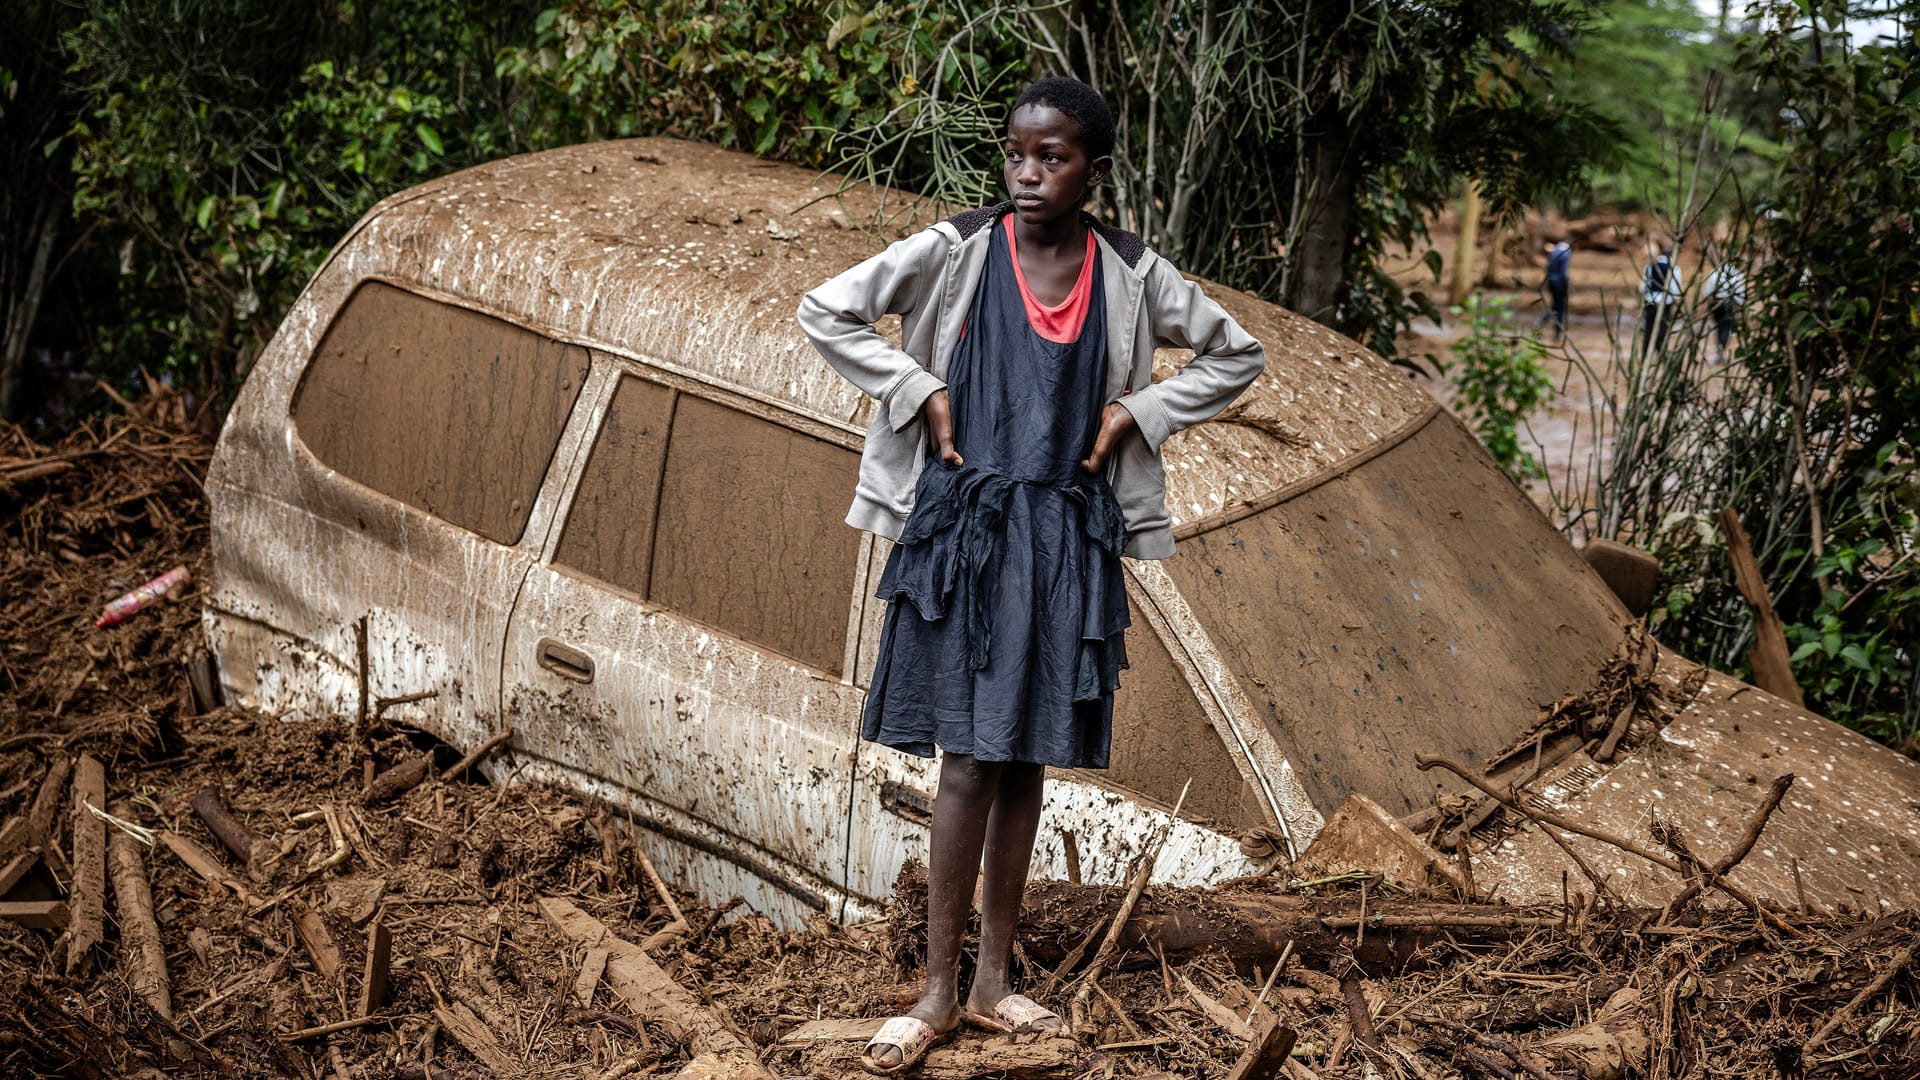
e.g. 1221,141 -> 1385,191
338,137 -> 1434,530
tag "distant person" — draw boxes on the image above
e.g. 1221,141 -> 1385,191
1639,242 -> 1683,354
1701,258 -> 1746,362
1538,237 -> 1571,341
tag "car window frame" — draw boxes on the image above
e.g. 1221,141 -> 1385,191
539,352 -> 869,681
282,275 -> 600,555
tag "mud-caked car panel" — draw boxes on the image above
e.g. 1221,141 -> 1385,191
503,361 -> 868,922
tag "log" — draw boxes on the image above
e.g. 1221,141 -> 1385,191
66,754 -> 107,973
362,752 -> 433,806
1719,507 -> 1805,705
157,829 -> 258,906
539,896 -> 773,1079
1008,881 -> 1564,975
189,785 -> 255,865
107,801 -> 171,1020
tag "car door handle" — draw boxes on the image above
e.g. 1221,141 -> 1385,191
537,638 -> 595,683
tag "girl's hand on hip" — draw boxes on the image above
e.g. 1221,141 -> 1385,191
1080,403 -> 1136,474
924,389 -> 964,466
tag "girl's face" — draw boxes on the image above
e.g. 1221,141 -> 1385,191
1003,104 -> 1109,226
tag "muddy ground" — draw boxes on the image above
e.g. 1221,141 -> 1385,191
3,390 -> 1917,1079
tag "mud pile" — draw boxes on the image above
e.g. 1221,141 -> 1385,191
2,394 -> 1915,1079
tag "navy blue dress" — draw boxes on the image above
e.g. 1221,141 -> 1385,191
861,218 -> 1130,769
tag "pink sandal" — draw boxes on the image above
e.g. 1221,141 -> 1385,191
860,1015 -> 954,1075
963,993 -> 1062,1034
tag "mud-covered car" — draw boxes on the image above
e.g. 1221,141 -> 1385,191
204,138 -> 1920,926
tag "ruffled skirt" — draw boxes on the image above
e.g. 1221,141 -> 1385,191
860,459 -> 1130,768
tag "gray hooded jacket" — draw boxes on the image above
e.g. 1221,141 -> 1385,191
796,204 -> 1265,559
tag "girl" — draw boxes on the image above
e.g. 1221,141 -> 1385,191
799,76 -> 1265,1073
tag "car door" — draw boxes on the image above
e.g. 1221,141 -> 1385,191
502,360 -> 868,926
222,280 -> 591,752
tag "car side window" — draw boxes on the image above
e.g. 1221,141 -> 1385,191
552,375 -> 676,597
290,281 -> 589,545
556,377 -> 862,676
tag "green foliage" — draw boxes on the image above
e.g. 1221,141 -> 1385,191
1444,292 -> 1553,482
1563,3 -> 1919,741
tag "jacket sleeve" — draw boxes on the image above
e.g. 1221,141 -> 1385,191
1117,260 -> 1267,450
796,228 -> 949,433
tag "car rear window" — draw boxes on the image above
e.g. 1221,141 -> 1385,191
1161,413 -> 1627,818
291,281 -> 588,545
555,374 -> 862,675
1107,600 -> 1264,827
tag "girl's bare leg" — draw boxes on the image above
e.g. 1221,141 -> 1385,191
967,761 -> 1048,1020
872,751 -> 1000,1068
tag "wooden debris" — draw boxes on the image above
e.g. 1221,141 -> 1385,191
633,840 -> 690,950
1225,1018 -> 1298,1080
1294,792 -> 1463,893
1719,507 -> 1805,705
0,848 -> 38,896
778,1017 -> 886,1043
433,1002 -> 518,1075
66,753 -> 107,973
189,785 -> 256,865
1802,939 -> 1918,1053
1182,972 -> 1255,1041
107,801 -> 171,1020
538,895 -> 774,1079
293,905 -> 345,983
157,829 -> 259,906
1070,779 -> 1190,1031
0,900 -> 68,929
362,751 -> 433,806
1532,988 -> 1649,1080
26,756 -> 72,851
359,917 -> 391,1015
440,726 -> 514,782
573,946 -> 610,1008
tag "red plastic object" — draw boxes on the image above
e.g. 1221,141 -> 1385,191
96,566 -> 192,628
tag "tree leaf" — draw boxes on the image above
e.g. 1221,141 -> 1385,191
416,123 -> 444,155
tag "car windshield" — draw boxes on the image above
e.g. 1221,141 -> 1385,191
1160,411 -> 1631,818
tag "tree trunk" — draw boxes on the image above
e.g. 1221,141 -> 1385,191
1450,181 -> 1482,303
1,190 -> 60,420
1284,106 -> 1360,326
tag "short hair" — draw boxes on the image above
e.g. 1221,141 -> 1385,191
1013,77 -> 1116,161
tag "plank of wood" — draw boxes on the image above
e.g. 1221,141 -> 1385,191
778,1017 -> 886,1043
108,805 -> 172,1020
433,1003 -> 518,1075
0,817 -> 30,864
572,946 -> 609,1008
358,918 -> 391,1015
66,754 -> 106,973
0,851 -> 37,897
1719,507 -> 1805,706
0,900 -> 69,930
292,905 -> 344,983
1225,1019 -> 1298,1080
538,896 -> 772,1079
